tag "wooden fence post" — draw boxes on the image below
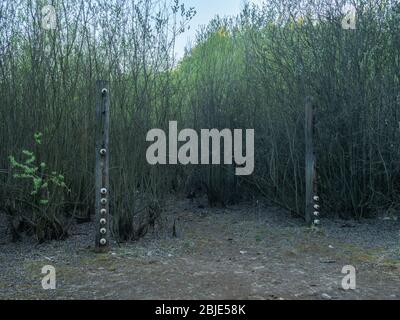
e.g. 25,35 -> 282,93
305,96 -> 319,226
95,80 -> 110,252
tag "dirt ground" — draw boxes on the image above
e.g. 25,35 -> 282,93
0,198 -> 399,300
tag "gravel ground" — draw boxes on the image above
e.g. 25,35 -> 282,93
0,198 -> 399,300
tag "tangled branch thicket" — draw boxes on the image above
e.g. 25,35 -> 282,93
1,0 -> 399,241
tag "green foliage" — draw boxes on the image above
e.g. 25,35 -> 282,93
0,0 -> 195,242
1,0 -> 400,244
34,132 -> 43,145
7,133 -> 70,242
9,133 -> 69,204
174,0 -> 400,216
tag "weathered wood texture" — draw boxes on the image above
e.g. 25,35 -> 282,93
95,80 -> 110,252
305,96 -> 318,226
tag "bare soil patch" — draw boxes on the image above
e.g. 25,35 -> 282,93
0,198 -> 399,300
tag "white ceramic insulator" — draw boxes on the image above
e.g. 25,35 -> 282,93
100,238 -> 107,245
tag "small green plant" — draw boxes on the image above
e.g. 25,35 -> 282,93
9,132 -> 69,204
8,132 -> 70,242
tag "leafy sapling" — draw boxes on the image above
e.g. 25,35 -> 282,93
9,132 -> 70,207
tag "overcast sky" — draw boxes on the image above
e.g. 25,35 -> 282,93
174,0 -> 263,60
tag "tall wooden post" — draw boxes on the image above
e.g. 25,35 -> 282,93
305,96 -> 319,226
95,80 -> 110,252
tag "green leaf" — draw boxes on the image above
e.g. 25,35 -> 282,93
39,199 -> 49,205
34,132 -> 43,144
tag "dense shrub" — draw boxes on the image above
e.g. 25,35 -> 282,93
1,0 -> 399,242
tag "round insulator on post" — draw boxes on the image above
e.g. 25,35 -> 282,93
100,228 -> 107,235
314,219 -> 320,225
100,218 -> 106,225
100,238 -> 107,245
102,88 -> 108,95
101,198 -> 107,205
313,196 -> 320,202
314,204 -> 320,210
313,211 -> 320,217
100,149 -> 107,156
100,209 -> 107,215
100,188 -> 108,195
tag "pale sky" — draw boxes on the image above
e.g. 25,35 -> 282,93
174,0 -> 263,60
